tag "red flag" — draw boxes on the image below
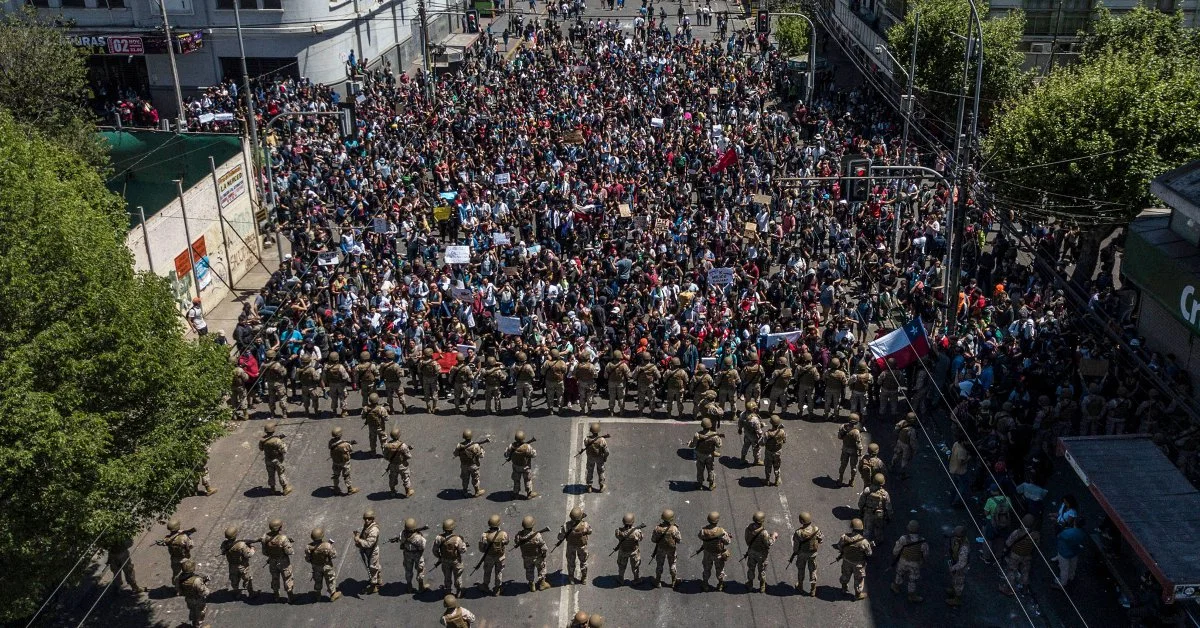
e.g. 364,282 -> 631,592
708,147 -> 739,174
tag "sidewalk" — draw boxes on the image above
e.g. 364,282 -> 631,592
186,238 -> 283,344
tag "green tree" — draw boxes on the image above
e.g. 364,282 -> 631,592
774,5 -> 812,57
982,52 -> 1200,281
0,8 -> 106,166
1080,6 -> 1200,61
0,111 -> 228,622
887,0 -> 1028,129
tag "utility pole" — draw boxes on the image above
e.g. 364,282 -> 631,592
417,0 -> 434,100
232,0 -> 261,202
946,3 -> 984,329
157,0 -> 187,130
897,10 -> 918,255
1045,0 -> 1065,73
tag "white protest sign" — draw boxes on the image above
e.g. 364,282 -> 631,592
494,172 -> 511,185
373,217 -> 389,234
493,232 -> 511,245
445,245 -> 471,264
317,251 -> 341,266
707,267 -> 735,285
650,117 -> 664,128
701,357 -> 718,370
497,316 -> 523,335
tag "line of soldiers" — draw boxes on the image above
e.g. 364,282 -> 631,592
236,344 -> 914,424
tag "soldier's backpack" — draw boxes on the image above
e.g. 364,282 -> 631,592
262,436 -> 285,458
992,497 -> 1013,528
179,574 -> 205,597
265,533 -> 288,558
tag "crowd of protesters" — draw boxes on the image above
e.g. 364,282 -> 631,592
187,13 -> 1196,619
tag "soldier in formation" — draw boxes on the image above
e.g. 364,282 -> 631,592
742,353 -> 764,402
790,512 -> 822,596
505,430 -> 539,499
328,426 -> 359,495
878,357 -> 904,418
515,515 -> 551,592
298,354 -> 322,416
440,594 -> 476,627
478,514 -> 508,595
698,511 -> 732,591
398,517 -> 430,594
744,511 -> 778,592
604,350 -> 631,415
651,509 -> 683,588
763,415 -> 786,486
263,350 -> 289,419
946,525 -> 970,606
362,393 -> 389,455
794,352 -> 820,416
715,357 -> 741,416
892,412 -> 918,478
633,354 -> 660,414
559,507 -> 592,584
355,351 -> 380,409
767,355 -> 792,414
323,351 -> 351,416
383,427 -> 414,497
576,356 -> 599,413
582,422 -> 609,493
697,389 -> 722,429
858,473 -> 893,542
230,356 -> 250,420
104,536 -> 147,594
837,414 -> 865,486
513,351 -> 537,413
176,559 -> 210,628
419,348 -> 441,412
613,513 -> 643,586
156,518 -> 193,593
848,361 -> 873,418
542,349 -> 569,413
305,527 -> 340,601
823,358 -> 849,420
353,509 -> 383,594
891,520 -> 929,603
381,349 -> 406,413
450,354 -> 476,412
261,518 -> 296,603
835,518 -> 872,600
433,519 -> 468,596
258,421 -> 293,496
689,418 -> 723,491
220,526 -> 256,598
482,357 -> 507,413
691,363 -> 714,406
665,358 -> 689,418
738,401 -> 764,465
858,443 -> 886,487
453,429 -> 487,498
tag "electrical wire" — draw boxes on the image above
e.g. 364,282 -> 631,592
979,148 -> 1126,176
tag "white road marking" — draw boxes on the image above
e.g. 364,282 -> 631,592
557,417 -> 586,623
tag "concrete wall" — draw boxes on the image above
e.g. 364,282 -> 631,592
125,139 -> 261,314
1136,294 -> 1200,401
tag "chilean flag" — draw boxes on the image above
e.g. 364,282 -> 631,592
868,317 -> 931,369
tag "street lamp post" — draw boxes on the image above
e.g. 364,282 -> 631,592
232,0 -> 261,205
946,2 -> 985,329
873,10 -> 919,255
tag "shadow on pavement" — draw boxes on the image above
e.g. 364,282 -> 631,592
812,475 -> 843,490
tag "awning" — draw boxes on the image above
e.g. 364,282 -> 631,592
1058,435 -> 1200,601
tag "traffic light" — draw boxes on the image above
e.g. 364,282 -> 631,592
845,158 -> 871,202
466,10 -> 479,33
756,11 -> 770,34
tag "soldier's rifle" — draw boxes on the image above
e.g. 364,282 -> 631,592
829,550 -> 844,566
739,528 -> 772,563
785,550 -> 800,566
609,524 -> 646,555
155,528 -> 198,545
889,538 -> 926,571
550,514 -> 588,552
215,539 -> 261,557
509,527 -> 552,553
575,434 -> 611,457
386,526 -> 430,544
502,437 -> 537,466
452,437 -> 492,459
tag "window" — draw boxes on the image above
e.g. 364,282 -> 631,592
26,0 -> 52,6
216,0 -> 277,9
60,0 -> 87,6
1024,0 -> 1094,37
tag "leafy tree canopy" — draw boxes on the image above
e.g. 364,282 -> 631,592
774,4 -> 812,58
887,0 -> 1029,128
0,111 -> 228,622
1080,6 -> 1200,61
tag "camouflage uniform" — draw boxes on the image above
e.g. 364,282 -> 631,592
651,512 -> 683,587
857,475 -> 892,542
258,423 -> 292,495
381,350 -> 406,413
823,359 -> 849,419
328,428 -> 358,495
767,357 -> 793,414
891,521 -> 929,602
450,358 -> 476,412
433,522 -> 468,595
304,529 -> 340,600
504,433 -> 539,499
715,358 -> 742,415
575,360 -> 599,413
542,351 -> 568,414
453,432 -> 486,497
260,522 -> 296,602
689,421 -> 722,490
763,416 -> 787,486
632,356 -> 661,414
354,351 -> 380,409
512,353 -> 537,413
604,351 -> 631,415
558,509 -> 592,584
836,521 -> 873,599
478,518 -> 508,593
482,358 -> 507,413
419,349 -> 441,412
323,352 -> 352,417
738,404 -> 765,465
791,515 -> 823,595
263,351 -> 289,419
515,518 -> 550,591
698,513 -> 732,591
665,359 -> 690,418
744,515 -> 777,592
614,516 -> 643,584
220,527 -> 256,596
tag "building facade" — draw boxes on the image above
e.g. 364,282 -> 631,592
5,0 -> 454,117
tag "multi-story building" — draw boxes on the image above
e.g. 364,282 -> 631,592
4,0 -> 457,117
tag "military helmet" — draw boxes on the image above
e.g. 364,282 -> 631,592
569,507 -> 584,521
589,616 -> 605,628
623,513 -> 635,526
777,355 -> 790,367
167,518 -> 181,532
224,526 -> 238,540
746,400 -> 759,411
856,360 -> 868,372
867,443 -> 880,454
488,514 -> 501,528
385,349 -> 396,359
953,525 -> 966,537
462,429 -> 473,441
753,511 -> 765,524
661,509 -> 675,522
907,520 -> 920,533
707,511 -> 720,524
641,352 -> 651,363
724,356 -> 733,366
798,512 -> 813,525
522,516 -> 535,530
368,392 -> 380,404
364,509 -> 376,520
671,357 -> 681,367
443,519 -> 456,532
390,427 -> 401,439
514,430 -> 526,443
700,418 -> 713,430
360,351 -> 371,361
424,348 -> 434,357
311,527 -> 325,542
301,354 -> 313,364
770,414 -> 782,427
329,351 -> 340,362
551,349 -> 561,359
612,350 -> 623,360
180,558 -> 196,573
831,358 -> 841,368
749,353 -> 759,363
848,428 -> 860,439
696,363 -> 707,372
873,473 -> 886,486
905,411 -> 917,422
443,594 -> 459,609
405,518 -> 418,531
1021,514 -> 1036,528
848,413 -> 860,423
850,518 -> 864,531
266,349 -> 278,359
486,356 -> 497,366
590,422 -> 601,434
518,351 -> 529,362
575,612 -> 591,624
703,389 -> 717,399
332,426 -> 343,438
269,519 -> 283,532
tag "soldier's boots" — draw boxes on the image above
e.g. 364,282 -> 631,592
525,491 -> 540,499
330,590 -> 343,601
364,584 -> 379,594
406,488 -> 415,498
492,584 -> 502,596
757,580 -> 766,593
530,581 -> 537,593
809,582 -> 817,596
717,580 -> 725,592
344,486 -> 360,495
538,578 -> 551,591
205,487 -> 218,496
946,594 -> 962,606
475,488 -> 487,497
282,485 -> 294,496
702,582 -> 712,592
671,576 -> 679,589
855,591 -> 867,600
